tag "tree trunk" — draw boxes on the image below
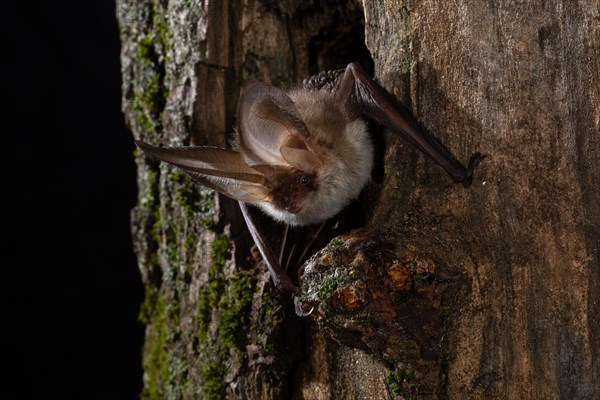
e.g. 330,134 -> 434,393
118,1 -> 599,399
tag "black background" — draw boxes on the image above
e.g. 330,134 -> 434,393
8,1 -> 144,399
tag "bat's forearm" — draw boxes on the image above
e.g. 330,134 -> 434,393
239,201 -> 301,295
338,62 -> 481,185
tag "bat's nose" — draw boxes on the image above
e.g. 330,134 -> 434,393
284,198 -> 303,214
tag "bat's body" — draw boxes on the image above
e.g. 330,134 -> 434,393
136,63 -> 481,297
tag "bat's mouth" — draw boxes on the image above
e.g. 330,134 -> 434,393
271,184 -> 310,215
283,197 -> 305,214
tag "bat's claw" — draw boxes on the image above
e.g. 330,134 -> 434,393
293,296 -> 316,317
463,152 -> 486,187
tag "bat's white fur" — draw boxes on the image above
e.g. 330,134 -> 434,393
256,89 -> 374,226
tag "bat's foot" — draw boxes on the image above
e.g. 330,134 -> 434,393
303,68 -> 345,92
293,295 -> 316,317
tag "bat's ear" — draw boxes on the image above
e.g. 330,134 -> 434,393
279,136 -> 321,174
135,140 -> 269,203
237,83 -> 321,171
334,65 -> 356,109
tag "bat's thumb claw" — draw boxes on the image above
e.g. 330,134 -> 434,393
463,152 -> 486,187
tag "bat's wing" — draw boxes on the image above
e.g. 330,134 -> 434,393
237,83 -> 322,175
336,62 -> 481,184
135,140 -> 269,202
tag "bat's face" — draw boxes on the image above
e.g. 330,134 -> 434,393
256,169 -> 322,225
269,170 -> 318,214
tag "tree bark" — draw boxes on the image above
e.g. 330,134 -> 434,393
119,0 -> 599,399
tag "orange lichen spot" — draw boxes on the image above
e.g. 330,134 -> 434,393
386,263 -> 412,291
319,253 -> 334,266
334,286 -> 363,311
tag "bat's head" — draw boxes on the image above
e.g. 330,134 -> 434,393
249,118 -> 372,227
236,82 -> 371,226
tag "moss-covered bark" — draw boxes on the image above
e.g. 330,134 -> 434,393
119,1 -> 370,398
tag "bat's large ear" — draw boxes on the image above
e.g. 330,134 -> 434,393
237,83 -> 321,174
135,140 -> 269,202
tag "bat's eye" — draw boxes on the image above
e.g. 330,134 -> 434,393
300,175 -> 311,186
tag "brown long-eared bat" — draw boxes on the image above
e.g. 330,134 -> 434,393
136,62 -> 481,298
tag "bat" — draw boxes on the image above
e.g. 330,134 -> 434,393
135,62 -> 481,297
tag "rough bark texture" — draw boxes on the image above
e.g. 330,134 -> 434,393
119,0 -> 599,399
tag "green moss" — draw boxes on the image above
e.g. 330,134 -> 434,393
196,289 -> 211,346
140,288 -> 170,400
139,285 -> 159,324
133,19 -> 167,135
329,238 -> 346,250
253,291 -> 278,330
194,237 -> 260,393
209,233 -> 229,302
132,71 -> 166,137
218,272 -> 255,352
142,71 -> 167,113
132,97 -> 154,133
151,212 -> 163,244
172,172 -> 216,229
132,70 -> 166,134
197,234 -> 230,345
147,165 -> 158,188
386,368 -> 419,399
150,0 -> 169,54
198,235 -> 255,352
137,160 -> 157,202
203,362 -> 226,400
138,280 -> 185,399
167,240 -> 180,267
136,33 -> 156,66
318,268 -> 350,305
210,234 -> 229,269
